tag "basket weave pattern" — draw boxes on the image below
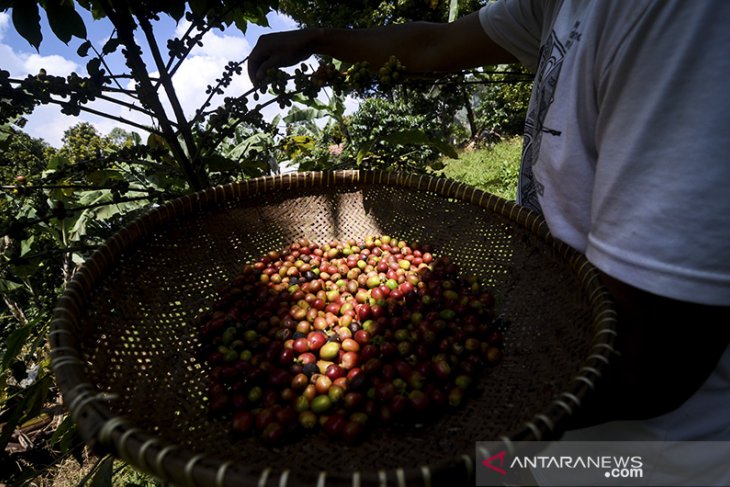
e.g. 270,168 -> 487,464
50,171 -> 616,486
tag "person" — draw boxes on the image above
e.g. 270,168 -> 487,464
249,0 -> 730,473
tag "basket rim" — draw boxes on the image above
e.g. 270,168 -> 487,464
49,170 -> 617,486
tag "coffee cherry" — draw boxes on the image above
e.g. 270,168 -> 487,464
310,394 -> 333,414
232,410 -> 254,434
198,236 -> 505,446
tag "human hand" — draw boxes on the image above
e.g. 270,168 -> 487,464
247,30 -> 317,85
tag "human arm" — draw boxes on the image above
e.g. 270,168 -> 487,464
247,11 -> 517,84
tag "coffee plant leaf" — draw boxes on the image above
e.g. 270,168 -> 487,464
1,324 -> 33,371
90,455 -> 114,487
11,0 -> 42,50
46,0 -> 87,44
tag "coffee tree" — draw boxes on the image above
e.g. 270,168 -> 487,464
277,0 -> 533,161
0,1 -> 289,483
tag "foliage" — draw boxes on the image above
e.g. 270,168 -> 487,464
440,135 -> 522,200
54,122 -> 110,164
279,0 -> 533,143
279,0 -> 484,29
1,0 -> 281,191
346,96 -> 454,170
0,124 -> 50,184
214,121 -> 283,180
470,65 -> 533,137
0,120 -> 172,485
284,91 -> 459,172
0,1 -> 350,480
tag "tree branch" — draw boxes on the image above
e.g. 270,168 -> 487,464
43,98 -> 163,136
14,194 -> 154,230
2,295 -> 28,327
161,19 -> 205,85
192,59 -> 252,125
136,14 -> 202,172
94,93 -> 159,119
89,34 -> 127,93
97,0 -> 204,190
205,95 -> 282,155
1,184 -> 156,192
161,5 -> 235,88
23,244 -> 100,261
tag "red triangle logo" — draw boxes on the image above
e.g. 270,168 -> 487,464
482,450 -> 507,475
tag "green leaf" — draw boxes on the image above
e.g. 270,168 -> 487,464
292,94 -> 330,111
90,455 -> 114,487
0,278 -> 23,293
87,169 -> 123,185
224,132 -> 273,160
12,0 -> 42,50
288,135 -> 314,147
188,0 -> 206,17
52,415 -> 83,458
46,0 -> 87,44
1,324 -> 33,371
46,154 -> 69,171
203,154 -> 238,172
147,133 -> 169,153
283,106 -> 328,124
101,37 -> 120,55
77,39 -> 92,57
0,375 -> 52,451
20,234 -> 34,256
382,129 -> 459,159
356,140 -> 375,166
163,2 -> 185,22
94,197 -> 146,221
76,0 -> 106,20
49,414 -> 73,448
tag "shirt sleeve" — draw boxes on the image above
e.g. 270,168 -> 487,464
478,0 -> 546,72
586,1 -> 730,305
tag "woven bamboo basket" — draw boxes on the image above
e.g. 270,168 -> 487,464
49,170 -> 616,487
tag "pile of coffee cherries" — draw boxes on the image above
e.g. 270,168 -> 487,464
196,236 -> 505,445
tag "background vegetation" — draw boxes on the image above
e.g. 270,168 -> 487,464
0,0 -> 531,485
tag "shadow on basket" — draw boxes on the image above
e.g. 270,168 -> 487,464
48,171 -> 617,487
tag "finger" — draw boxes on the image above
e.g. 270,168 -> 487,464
247,50 -> 266,85
247,38 -> 274,85
251,57 -> 281,87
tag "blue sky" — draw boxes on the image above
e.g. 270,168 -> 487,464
0,7 -> 323,147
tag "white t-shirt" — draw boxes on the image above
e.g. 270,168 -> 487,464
480,0 -> 730,306
477,0 -> 730,459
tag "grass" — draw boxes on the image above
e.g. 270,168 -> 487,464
37,454 -> 162,487
439,136 -> 522,201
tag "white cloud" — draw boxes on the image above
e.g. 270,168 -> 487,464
174,20 -> 249,59
0,13 -> 9,40
0,13 -> 8,38
0,13 -> 78,78
0,43 -> 23,73
23,53 -> 77,76
268,12 -> 298,31
0,45 -> 78,78
20,105 -> 77,146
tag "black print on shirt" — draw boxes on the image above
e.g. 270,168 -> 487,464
519,21 -> 580,214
